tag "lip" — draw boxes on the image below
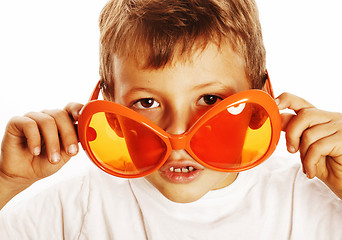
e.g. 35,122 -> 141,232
159,160 -> 205,184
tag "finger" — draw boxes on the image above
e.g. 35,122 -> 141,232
7,116 -> 42,156
299,121 -> 342,163
64,102 -> 84,122
285,108 -> 331,153
276,92 -> 314,112
25,112 -> 61,164
280,113 -> 295,132
42,109 -> 79,157
303,131 -> 342,179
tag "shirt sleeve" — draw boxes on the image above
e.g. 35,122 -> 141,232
290,165 -> 342,240
0,174 -> 90,240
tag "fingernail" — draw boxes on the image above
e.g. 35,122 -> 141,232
275,98 -> 280,106
33,147 -> 41,156
68,144 -> 78,155
51,152 -> 61,164
287,145 -> 296,153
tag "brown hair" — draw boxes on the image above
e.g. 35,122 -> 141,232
99,0 -> 266,100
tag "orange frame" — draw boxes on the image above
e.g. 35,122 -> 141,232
78,78 -> 281,178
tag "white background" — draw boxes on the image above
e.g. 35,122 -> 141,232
0,0 -> 341,196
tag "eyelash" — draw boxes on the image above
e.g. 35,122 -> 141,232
132,98 -> 160,109
132,94 -> 223,110
197,94 -> 223,106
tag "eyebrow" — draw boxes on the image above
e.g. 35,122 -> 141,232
193,82 -> 236,94
123,82 -> 236,99
121,87 -> 161,102
124,87 -> 159,95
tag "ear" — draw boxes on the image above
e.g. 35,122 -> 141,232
249,104 -> 268,130
105,113 -> 124,138
100,80 -> 115,102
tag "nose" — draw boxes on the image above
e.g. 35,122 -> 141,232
163,107 -> 192,136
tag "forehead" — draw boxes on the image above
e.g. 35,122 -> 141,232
112,42 -> 249,98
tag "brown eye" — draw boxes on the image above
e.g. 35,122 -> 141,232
133,98 -> 160,109
198,95 -> 222,106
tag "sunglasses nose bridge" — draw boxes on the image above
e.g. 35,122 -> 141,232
169,134 -> 187,150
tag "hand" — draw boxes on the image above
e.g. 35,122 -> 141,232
277,93 -> 342,198
0,102 -> 83,187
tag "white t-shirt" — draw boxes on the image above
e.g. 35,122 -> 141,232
1,155 -> 342,240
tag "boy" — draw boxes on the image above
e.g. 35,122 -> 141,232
1,0 -> 342,239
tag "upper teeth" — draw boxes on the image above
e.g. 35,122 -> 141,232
169,166 -> 195,173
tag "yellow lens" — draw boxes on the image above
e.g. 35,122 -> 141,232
86,112 -> 167,176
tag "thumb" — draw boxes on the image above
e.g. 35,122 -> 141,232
64,102 -> 84,122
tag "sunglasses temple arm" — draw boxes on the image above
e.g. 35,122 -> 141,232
89,81 -> 102,101
264,70 -> 275,99
74,81 -> 102,145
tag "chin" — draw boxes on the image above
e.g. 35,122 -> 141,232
145,174 -> 209,203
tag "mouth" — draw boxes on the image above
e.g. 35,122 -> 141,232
159,160 -> 204,184
169,166 -> 196,173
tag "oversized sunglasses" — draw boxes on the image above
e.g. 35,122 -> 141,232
78,78 -> 281,178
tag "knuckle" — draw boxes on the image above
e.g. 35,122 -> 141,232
333,120 -> 342,129
301,129 -> 315,144
52,109 -> 68,120
42,109 -> 67,121
11,115 -> 34,126
277,92 -> 291,103
65,103 -> 83,118
64,102 -> 82,111
8,115 -> 23,124
337,129 -> 342,136
40,115 -> 56,128
337,112 -> 342,120
24,111 -> 39,118
307,141 -> 323,156
7,116 -> 31,131
64,102 -> 76,110
41,108 -> 58,115
296,107 -> 316,120
24,119 -> 38,129
280,92 -> 292,99
297,108 -> 310,117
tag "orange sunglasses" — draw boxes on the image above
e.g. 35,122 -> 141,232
78,76 -> 281,178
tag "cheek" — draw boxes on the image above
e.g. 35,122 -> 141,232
132,109 -> 167,130
144,171 -> 161,188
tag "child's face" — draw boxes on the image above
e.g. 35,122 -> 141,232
111,43 -> 250,203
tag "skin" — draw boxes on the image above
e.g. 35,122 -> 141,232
112,44 -> 249,203
1,42 -> 342,208
278,93 -> 342,199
